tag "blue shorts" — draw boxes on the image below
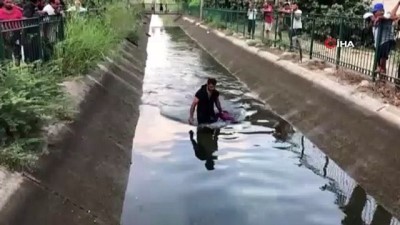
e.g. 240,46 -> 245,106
377,40 -> 395,60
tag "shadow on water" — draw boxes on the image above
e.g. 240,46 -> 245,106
121,15 -> 399,225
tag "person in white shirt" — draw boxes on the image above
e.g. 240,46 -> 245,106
67,0 -> 87,12
247,2 -> 257,39
42,0 -> 61,15
289,3 -> 302,51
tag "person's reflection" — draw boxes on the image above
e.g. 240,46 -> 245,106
341,185 -> 367,225
370,205 -> 392,225
189,128 -> 220,171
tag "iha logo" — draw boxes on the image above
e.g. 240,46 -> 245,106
324,37 -> 354,49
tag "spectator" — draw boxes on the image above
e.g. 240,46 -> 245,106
0,0 -> 23,66
289,2 -> 302,51
159,2 -> 163,13
42,0 -> 61,61
277,1 -> 291,42
247,1 -> 257,39
363,12 -> 375,47
23,0 -> 43,63
23,0 -> 41,17
42,0 -> 60,15
371,2 -> 398,77
262,0 -> 273,42
66,0 -> 87,12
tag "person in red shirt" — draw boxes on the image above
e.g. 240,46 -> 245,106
0,0 -> 23,66
262,0 -> 274,42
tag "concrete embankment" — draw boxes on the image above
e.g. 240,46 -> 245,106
178,18 -> 400,218
0,19 -> 150,225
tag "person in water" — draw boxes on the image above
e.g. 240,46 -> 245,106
189,78 -> 223,125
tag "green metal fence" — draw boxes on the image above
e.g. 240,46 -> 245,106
0,8 -> 108,66
185,6 -> 400,87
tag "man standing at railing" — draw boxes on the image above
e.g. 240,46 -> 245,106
42,0 -> 61,15
247,1 -> 257,39
42,0 -> 62,61
23,0 -> 44,63
0,0 -> 23,66
289,2 -> 302,51
371,2 -> 398,78
277,2 -> 290,43
262,0 -> 273,43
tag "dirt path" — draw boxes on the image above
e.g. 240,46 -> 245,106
179,18 -> 400,219
0,22 -> 150,225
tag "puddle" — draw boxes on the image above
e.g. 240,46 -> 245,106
121,15 -> 399,225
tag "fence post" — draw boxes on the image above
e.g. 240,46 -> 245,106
0,27 -> 4,61
38,17 -> 44,60
372,23 -> 382,81
58,16 -> 65,41
309,17 -> 315,59
200,0 -> 204,20
335,17 -> 344,69
243,10 -> 246,36
261,16 -> 265,42
289,11 -> 294,50
225,10 -> 228,28
236,10 -> 239,32
273,12 -> 278,47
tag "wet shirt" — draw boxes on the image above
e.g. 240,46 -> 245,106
195,84 -> 219,124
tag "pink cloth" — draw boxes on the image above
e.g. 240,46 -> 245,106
217,111 -> 235,122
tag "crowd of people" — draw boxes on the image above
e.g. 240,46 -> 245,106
243,0 -> 302,51
210,0 -> 400,79
0,0 -> 93,66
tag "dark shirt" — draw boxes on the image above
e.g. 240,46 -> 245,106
23,2 -> 39,18
195,84 -> 219,124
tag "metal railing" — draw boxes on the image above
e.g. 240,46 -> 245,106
0,16 -> 64,64
185,6 -> 400,87
0,8 -> 107,65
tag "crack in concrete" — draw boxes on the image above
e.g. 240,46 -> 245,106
21,172 -> 106,224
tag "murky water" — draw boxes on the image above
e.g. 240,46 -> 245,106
121,15 -> 399,225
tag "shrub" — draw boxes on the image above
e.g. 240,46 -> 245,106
58,3 -> 140,76
0,63 -> 72,169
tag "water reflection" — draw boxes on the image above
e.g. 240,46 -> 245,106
189,128 -> 220,171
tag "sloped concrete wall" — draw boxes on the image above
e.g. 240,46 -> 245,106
0,20 -> 150,225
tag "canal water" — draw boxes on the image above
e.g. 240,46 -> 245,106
121,15 -> 399,225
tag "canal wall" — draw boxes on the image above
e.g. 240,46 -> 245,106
178,18 -> 400,218
0,19 -> 150,225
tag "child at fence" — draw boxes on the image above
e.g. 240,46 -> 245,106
247,2 -> 257,39
262,0 -> 273,42
370,2 -> 398,78
289,3 -> 302,51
